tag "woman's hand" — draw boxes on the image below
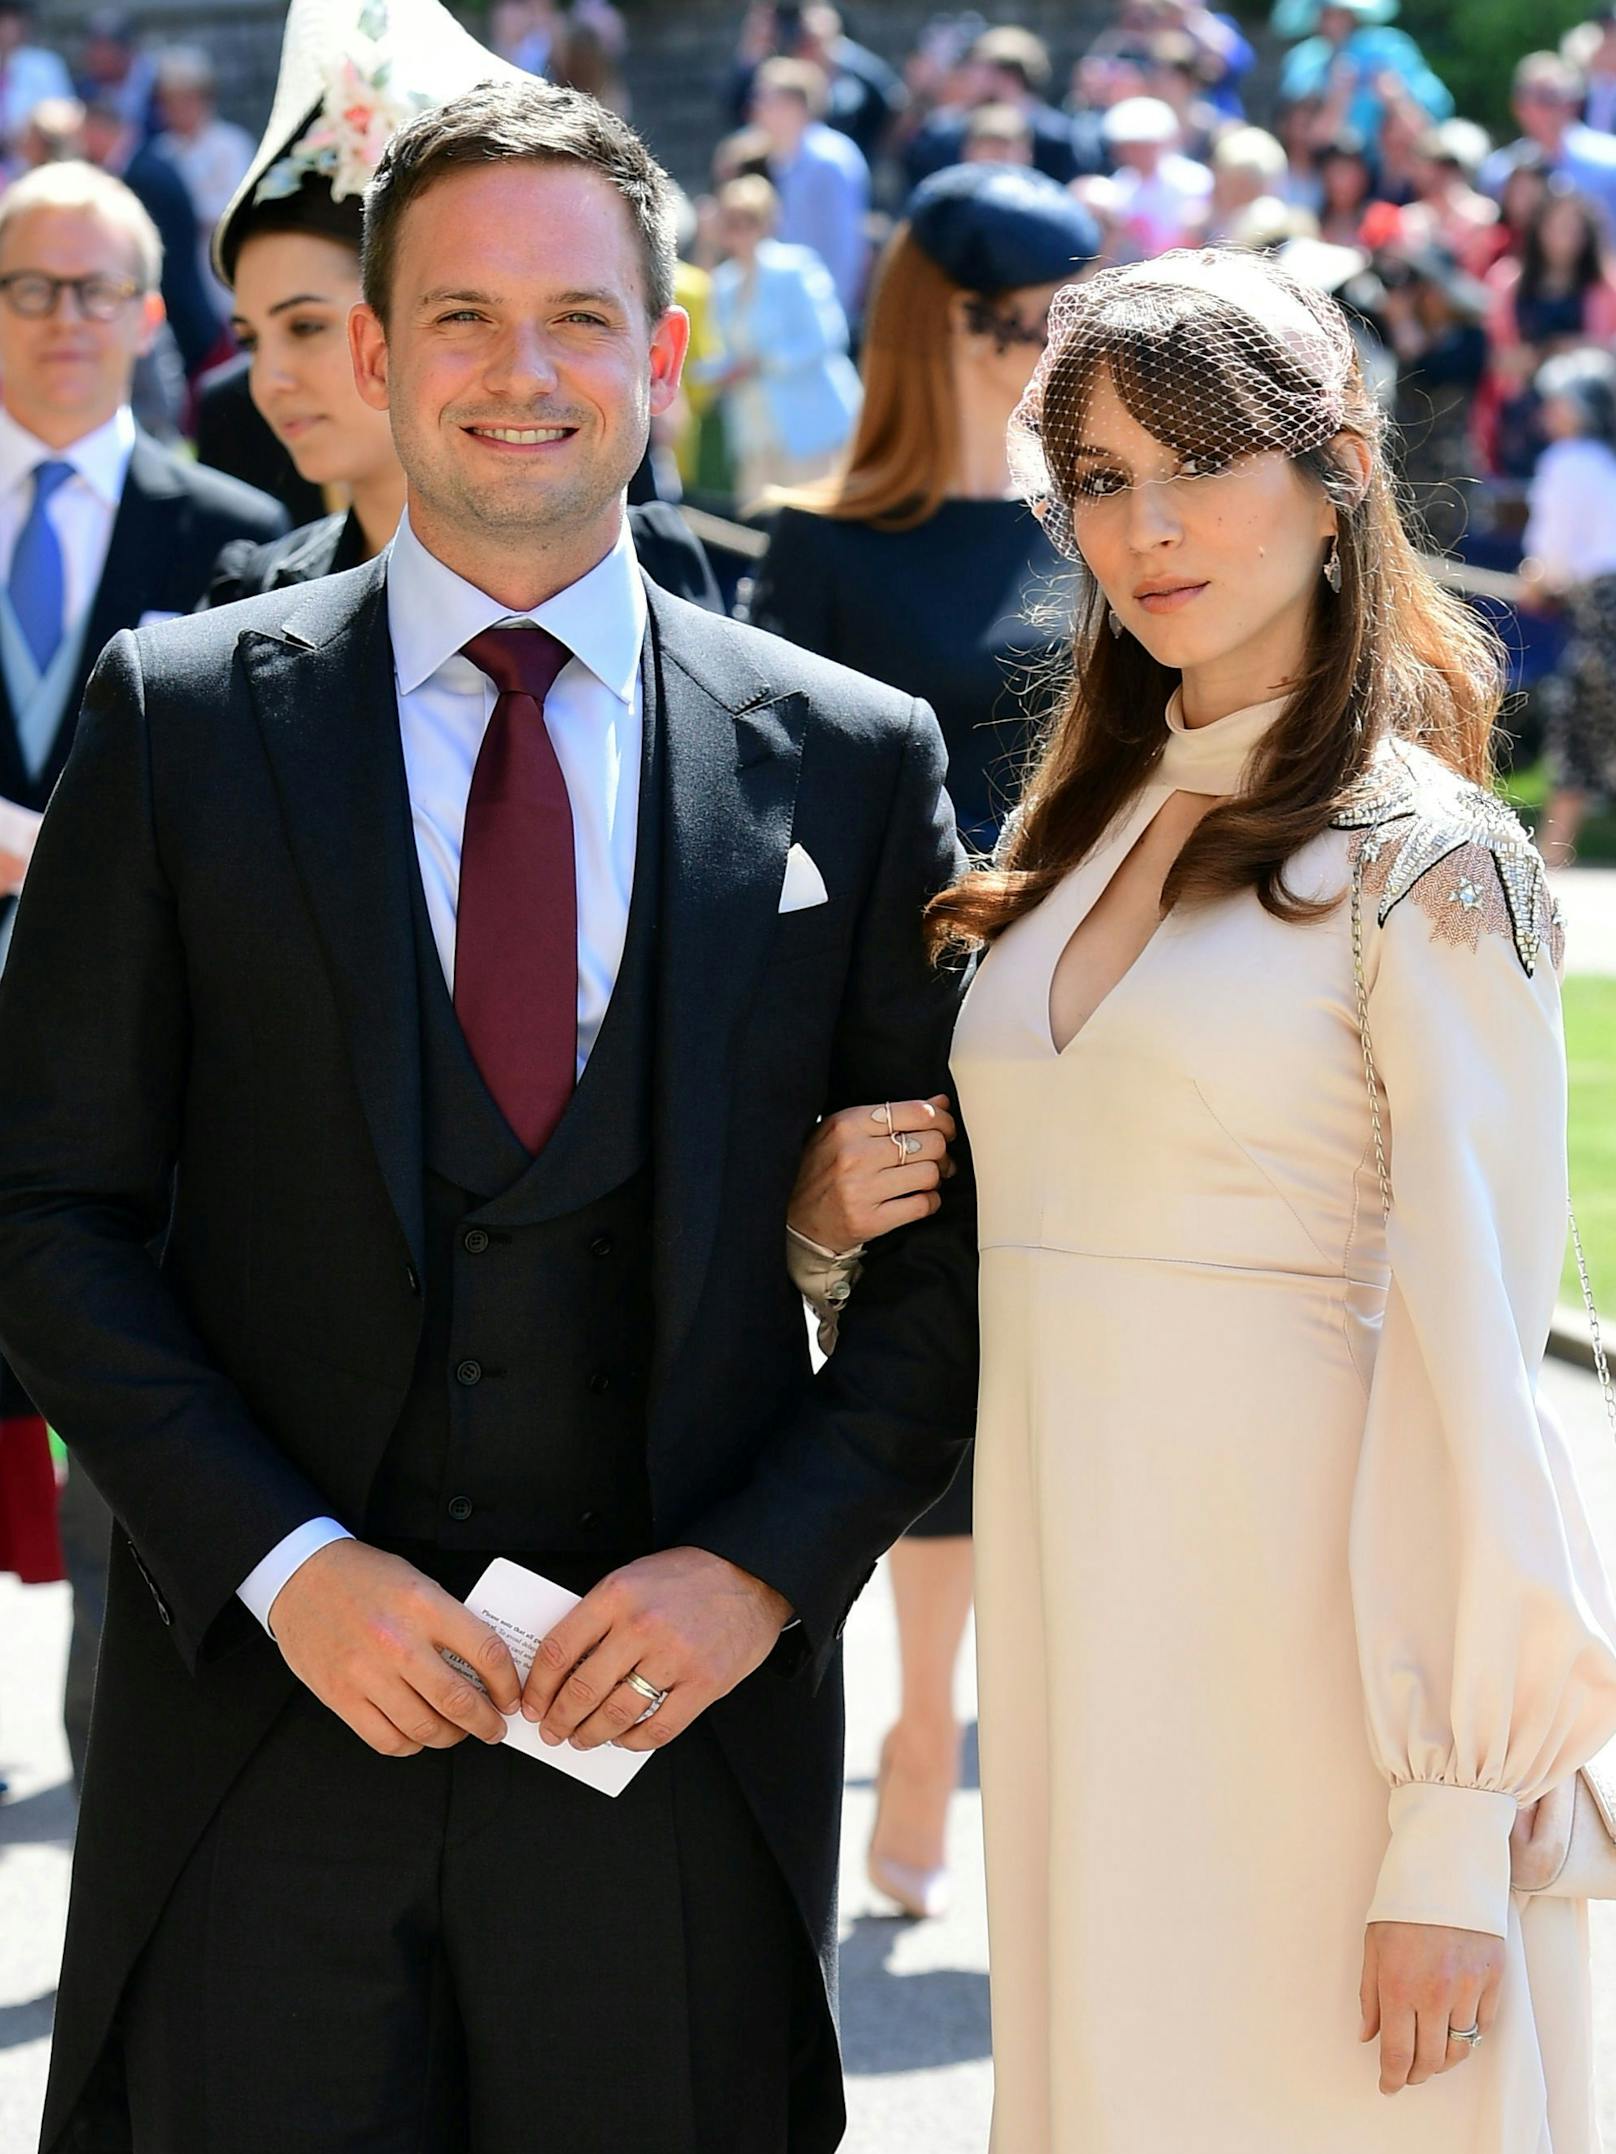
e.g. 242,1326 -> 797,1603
1360,1921 -> 1504,2095
788,1096 -> 957,1257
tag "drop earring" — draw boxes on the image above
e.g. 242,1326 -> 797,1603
1107,607 -> 1124,639
1323,536 -> 1343,595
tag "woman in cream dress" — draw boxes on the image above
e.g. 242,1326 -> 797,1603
788,250 -> 1616,2152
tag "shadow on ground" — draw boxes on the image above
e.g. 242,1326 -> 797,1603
0,1992 -> 55,2052
0,1779 -> 74,1850
838,1915 -> 991,2073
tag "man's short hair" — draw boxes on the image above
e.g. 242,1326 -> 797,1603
1514,50 -> 1581,102
362,79 -> 677,324
1212,125 -> 1290,187
971,26 -> 1053,97
966,102 -> 1035,151
0,158 -> 161,287
754,56 -> 829,118
155,45 -> 216,99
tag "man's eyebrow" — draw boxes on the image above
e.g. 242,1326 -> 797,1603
415,285 -> 628,310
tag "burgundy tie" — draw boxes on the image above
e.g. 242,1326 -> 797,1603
455,625 -> 576,1153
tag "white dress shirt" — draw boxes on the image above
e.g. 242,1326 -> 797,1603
0,401 -> 136,624
238,508 -> 649,1632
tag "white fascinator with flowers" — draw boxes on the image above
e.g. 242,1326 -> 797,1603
213,0 -> 530,282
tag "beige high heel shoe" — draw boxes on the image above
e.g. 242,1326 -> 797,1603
866,1729 -> 954,1920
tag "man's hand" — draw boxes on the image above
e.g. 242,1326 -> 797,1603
518,1547 -> 793,1753
1360,1921 -> 1504,2094
269,1539 -> 523,1757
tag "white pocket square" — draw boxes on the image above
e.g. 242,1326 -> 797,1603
778,842 -> 829,914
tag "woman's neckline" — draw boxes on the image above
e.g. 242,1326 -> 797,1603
1155,685 -> 1292,798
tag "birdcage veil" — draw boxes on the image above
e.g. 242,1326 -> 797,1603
1007,248 -> 1370,561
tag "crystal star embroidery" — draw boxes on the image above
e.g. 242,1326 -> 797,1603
1330,740 -> 1564,976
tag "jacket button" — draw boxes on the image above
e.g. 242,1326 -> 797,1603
447,1495 -> 474,1523
589,1234 -> 614,1258
463,1229 -> 489,1255
587,1370 -> 612,1395
404,1263 -> 421,1294
456,1359 -> 482,1387
577,1508 -> 600,1529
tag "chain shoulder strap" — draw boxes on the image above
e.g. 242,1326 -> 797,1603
1350,847 -> 1616,1441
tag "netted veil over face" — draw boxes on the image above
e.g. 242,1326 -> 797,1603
1007,248 -> 1371,561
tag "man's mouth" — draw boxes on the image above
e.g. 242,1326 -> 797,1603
464,424 -> 578,445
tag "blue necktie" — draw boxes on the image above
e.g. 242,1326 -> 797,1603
9,460 -> 74,676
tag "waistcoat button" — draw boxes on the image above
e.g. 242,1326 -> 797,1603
577,1509 -> 600,1529
589,1235 -> 614,1259
463,1229 -> 489,1255
587,1371 -> 612,1395
447,1495 -> 474,1523
456,1359 -> 483,1387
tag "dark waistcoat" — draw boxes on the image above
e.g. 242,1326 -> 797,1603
366,673 -> 662,1559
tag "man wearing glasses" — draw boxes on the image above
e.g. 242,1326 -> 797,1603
0,158 -> 282,1787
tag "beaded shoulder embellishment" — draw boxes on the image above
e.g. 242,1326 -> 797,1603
1329,743 -> 1565,978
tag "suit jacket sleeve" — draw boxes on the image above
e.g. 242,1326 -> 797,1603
0,632 -> 334,1668
688,695 -> 978,1679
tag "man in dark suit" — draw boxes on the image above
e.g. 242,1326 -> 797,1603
0,81 -> 975,2154
81,94 -> 223,376
0,155 -> 282,1788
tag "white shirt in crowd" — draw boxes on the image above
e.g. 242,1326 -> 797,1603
0,400 -> 135,623
1524,434 -> 1616,585
238,506 -> 648,1630
1112,152 -> 1214,259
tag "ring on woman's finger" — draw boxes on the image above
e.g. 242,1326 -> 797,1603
890,1130 -> 923,1159
871,1102 -> 893,1129
1447,2024 -> 1483,2052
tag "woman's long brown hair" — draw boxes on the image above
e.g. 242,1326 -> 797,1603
926,282 -> 1504,955
779,223 -> 965,529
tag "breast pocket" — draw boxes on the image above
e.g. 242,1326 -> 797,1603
767,895 -> 849,968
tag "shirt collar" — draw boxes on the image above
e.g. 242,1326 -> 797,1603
386,507 -> 645,703
0,401 -> 137,508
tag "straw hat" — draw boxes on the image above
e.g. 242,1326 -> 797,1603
213,0 -> 529,283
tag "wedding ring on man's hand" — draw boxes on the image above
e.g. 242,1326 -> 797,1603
621,1670 -> 668,1724
1447,2024 -> 1483,2050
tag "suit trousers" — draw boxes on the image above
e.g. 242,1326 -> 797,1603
116,1670 -> 827,2153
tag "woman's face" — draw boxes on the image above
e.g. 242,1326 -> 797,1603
1502,168 -> 1549,233
1539,197 -> 1590,269
230,230 -> 397,489
1321,153 -> 1370,211
1066,364 -> 1334,700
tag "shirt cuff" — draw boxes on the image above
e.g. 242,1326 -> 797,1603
238,1517 -> 353,1637
1366,1781 -> 1520,1939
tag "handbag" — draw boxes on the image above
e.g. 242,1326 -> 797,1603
1349,851 -> 1616,1899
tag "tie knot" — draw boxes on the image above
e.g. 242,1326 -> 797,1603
462,623 -> 571,707
30,460 -> 74,507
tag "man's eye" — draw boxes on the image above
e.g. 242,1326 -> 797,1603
436,310 -> 484,325
563,312 -> 609,328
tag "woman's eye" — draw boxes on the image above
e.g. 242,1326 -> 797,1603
1179,452 -> 1232,479
1074,469 -> 1127,498
289,317 -> 327,340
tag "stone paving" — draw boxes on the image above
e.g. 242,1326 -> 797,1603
4,1352 -> 1616,2151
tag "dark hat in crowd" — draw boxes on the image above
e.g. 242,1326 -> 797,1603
906,162 -> 1101,297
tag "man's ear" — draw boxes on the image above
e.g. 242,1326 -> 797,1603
647,303 -> 691,419
135,287 -> 164,359
349,301 -> 390,412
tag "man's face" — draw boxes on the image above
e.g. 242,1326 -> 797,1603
752,83 -> 807,151
351,160 -> 686,562
1515,83 -> 1571,145
0,204 -> 159,440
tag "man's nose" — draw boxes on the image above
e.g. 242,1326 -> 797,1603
486,323 -> 562,393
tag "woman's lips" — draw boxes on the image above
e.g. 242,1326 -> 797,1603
275,415 -> 325,441
1135,583 -> 1209,614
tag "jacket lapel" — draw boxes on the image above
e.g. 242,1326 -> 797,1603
644,580 -> 808,1372
243,558 -> 425,1271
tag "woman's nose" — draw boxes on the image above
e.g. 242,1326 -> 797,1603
1126,479 -> 1182,550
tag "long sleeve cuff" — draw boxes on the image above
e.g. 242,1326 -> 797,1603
1366,1781 -> 1520,1939
238,1516 -> 353,1636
